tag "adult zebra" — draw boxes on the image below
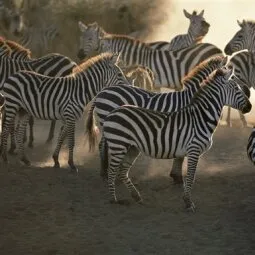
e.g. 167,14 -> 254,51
147,9 -> 210,51
0,53 -> 129,171
77,22 -> 223,90
0,39 -> 77,150
85,56 -> 228,182
247,127 -> 255,165
224,20 -> 255,127
100,66 -> 252,211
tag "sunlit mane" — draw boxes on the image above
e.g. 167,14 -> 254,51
5,40 -> 32,58
0,40 -> 12,56
103,33 -> 145,45
72,52 -> 115,74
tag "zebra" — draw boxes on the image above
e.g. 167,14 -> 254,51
247,127 -> 255,165
77,22 -> 223,90
224,20 -> 255,55
100,65 -> 252,211
0,39 -> 77,150
85,56 -> 228,183
225,50 -> 255,127
147,9 -> 210,51
0,53 -> 130,171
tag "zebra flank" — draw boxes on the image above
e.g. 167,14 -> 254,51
102,66 -> 251,211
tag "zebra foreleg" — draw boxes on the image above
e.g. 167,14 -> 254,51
170,157 -> 184,184
8,120 -> 17,155
28,116 -> 34,148
119,146 -> 142,204
52,124 -> 67,168
46,120 -> 56,143
0,118 -> 13,163
183,152 -> 199,212
239,111 -> 247,127
17,114 -> 31,166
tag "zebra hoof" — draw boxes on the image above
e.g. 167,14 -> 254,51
21,157 -> 31,166
28,143 -> 33,148
8,148 -> 17,155
186,203 -> 196,213
46,138 -> 53,144
53,162 -> 60,168
170,173 -> 183,184
114,199 -> 131,206
131,191 -> 142,203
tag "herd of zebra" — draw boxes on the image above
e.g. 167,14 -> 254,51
0,8 -> 255,212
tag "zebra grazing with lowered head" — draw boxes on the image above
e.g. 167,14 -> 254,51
0,53 -> 129,172
0,39 -> 77,151
247,127 -> 255,165
100,65 -> 252,212
224,20 -> 255,127
85,56 -> 229,183
148,9 -> 210,51
77,22 -> 223,90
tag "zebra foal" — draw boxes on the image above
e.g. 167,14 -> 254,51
101,66 -> 252,211
0,53 -> 129,171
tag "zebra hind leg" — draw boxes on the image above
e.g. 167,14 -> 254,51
17,114 -> 31,166
52,123 -> 67,168
170,157 -> 184,184
119,146 -> 142,204
239,110 -> 247,127
8,120 -> 17,155
28,116 -> 34,148
46,120 -> 56,143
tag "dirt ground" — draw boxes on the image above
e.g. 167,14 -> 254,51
1,115 -> 255,255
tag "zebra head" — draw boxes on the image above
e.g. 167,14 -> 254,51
184,9 -> 210,38
224,20 -> 255,55
77,21 -> 104,60
103,52 -> 130,87
219,66 -> 252,114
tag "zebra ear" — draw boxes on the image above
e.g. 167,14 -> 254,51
237,20 -> 243,28
78,21 -> 88,32
198,10 -> 204,17
183,9 -> 192,19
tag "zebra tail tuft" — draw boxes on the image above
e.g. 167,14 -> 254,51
84,99 -> 98,152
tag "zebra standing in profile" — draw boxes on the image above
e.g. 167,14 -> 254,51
0,40 -> 77,150
247,127 -> 255,165
148,9 -> 210,51
0,53 -> 129,171
100,66 -> 252,211
77,22 -> 223,90
224,20 -> 255,127
85,56 -> 228,183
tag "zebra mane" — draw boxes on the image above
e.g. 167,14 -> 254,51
0,39 -> 11,56
103,33 -> 145,45
5,40 -> 32,58
72,52 -> 116,74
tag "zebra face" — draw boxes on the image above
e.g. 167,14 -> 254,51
224,20 -> 255,55
77,21 -> 101,60
224,74 -> 252,114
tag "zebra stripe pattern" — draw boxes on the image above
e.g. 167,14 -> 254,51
224,20 -> 255,55
101,66 -> 252,211
0,39 -> 77,148
148,9 -> 210,51
0,53 -> 129,171
247,127 -> 255,165
77,22 -> 223,90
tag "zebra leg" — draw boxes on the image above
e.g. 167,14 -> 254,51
52,124 -> 67,168
28,116 -> 34,148
46,120 -> 56,143
66,120 -> 78,173
0,118 -> 13,163
239,111 -> 247,128
170,157 -> 184,184
119,147 -> 142,203
226,106 -> 232,127
17,114 -> 31,166
99,136 -> 106,178
183,152 -> 199,212
8,120 -> 17,155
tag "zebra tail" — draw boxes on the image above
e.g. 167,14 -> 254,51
85,99 -> 98,152
100,135 -> 108,180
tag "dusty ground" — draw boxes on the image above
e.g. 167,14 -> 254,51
1,117 -> 255,255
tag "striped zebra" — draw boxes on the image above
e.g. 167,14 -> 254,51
85,56 -> 227,182
0,92 -> 4,133
0,53 -> 129,171
100,65 -> 252,211
224,20 -> 255,55
247,127 -> 255,165
0,39 -> 77,150
148,9 -> 210,51
77,22 -> 223,90
225,51 -> 255,127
